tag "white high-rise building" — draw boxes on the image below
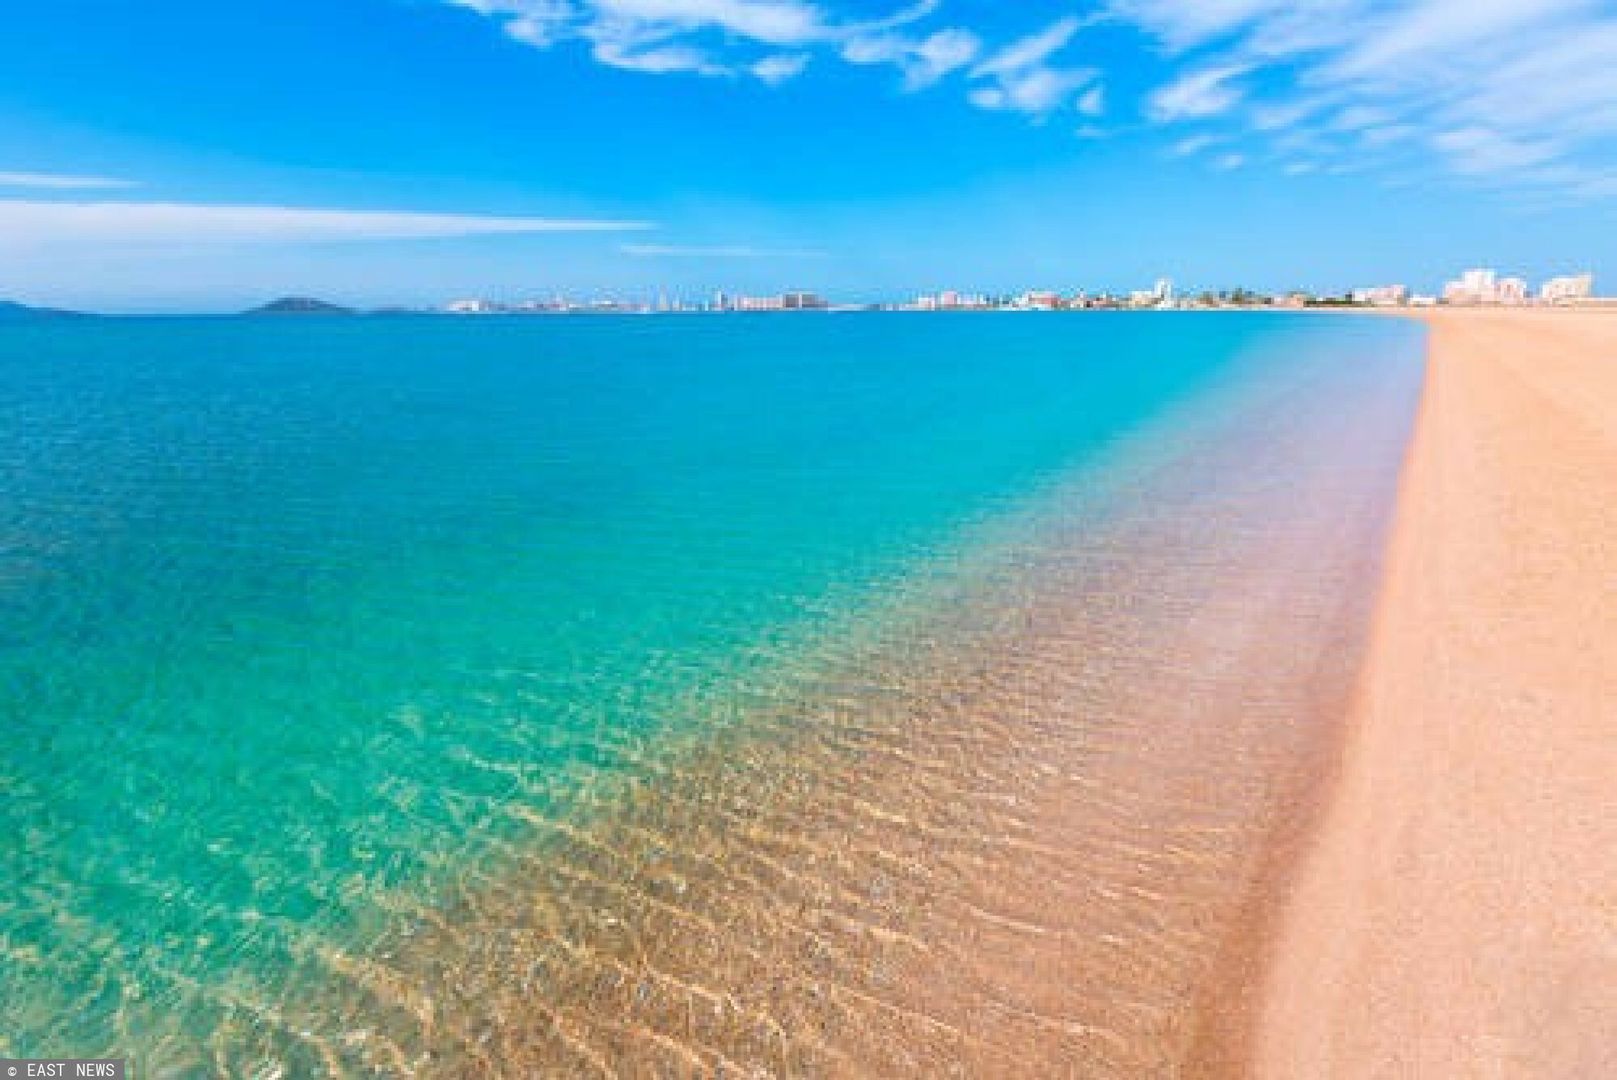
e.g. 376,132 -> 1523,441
1153,278 -> 1174,303
1496,277 -> 1528,305
1541,273 -> 1595,304
1443,268 -> 1499,305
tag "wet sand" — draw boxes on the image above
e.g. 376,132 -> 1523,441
1255,310 -> 1617,1077
200,332 -> 1422,1076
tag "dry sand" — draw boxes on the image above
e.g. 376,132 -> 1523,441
1254,309 -> 1617,1077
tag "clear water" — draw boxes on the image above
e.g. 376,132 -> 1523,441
0,313 -> 1423,1072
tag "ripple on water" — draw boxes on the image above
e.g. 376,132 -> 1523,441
0,315 -> 1422,1075
204,337 -> 1421,1076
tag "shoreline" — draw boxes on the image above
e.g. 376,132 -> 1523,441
237,319 -> 1421,1075
1249,309 -> 1617,1076
0,313 -> 1433,1072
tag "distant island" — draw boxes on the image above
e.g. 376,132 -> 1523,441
0,299 -> 84,319
243,297 -> 355,316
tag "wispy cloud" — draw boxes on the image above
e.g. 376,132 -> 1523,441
1431,127 -> 1561,176
621,242 -> 826,257
1248,99 -> 1321,131
1108,0 -> 1298,53
1169,133 -> 1224,157
0,171 -> 139,190
842,27 -> 980,89
1121,0 -> 1617,195
967,16 -> 1099,116
448,2 -> 1103,119
751,52 -> 811,83
968,68 -> 1098,115
1320,0 -> 1591,82
450,0 -> 936,83
0,200 -> 650,248
442,0 -> 1617,195
971,16 -> 1083,79
1147,63 -> 1249,122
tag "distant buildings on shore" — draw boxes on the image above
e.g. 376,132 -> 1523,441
896,279 -> 1336,312
1350,284 -> 1410,307
1435,268 -> 1596,306
440,290 -> 832,315
1342,268 -> 1601,309
727,291 -> 830,312
431,269 -> 1603,317
900,269 -> 1605,313
1539,273 -> 1596,304
902,280 -> 1181,312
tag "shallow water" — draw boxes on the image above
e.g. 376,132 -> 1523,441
0,312 -> 1422,1074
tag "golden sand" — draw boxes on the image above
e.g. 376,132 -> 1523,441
1255,310 -> 1617,1077
205,338 -> 1418,1076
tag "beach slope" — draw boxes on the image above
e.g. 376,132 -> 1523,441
1256,310 -> 1617,1077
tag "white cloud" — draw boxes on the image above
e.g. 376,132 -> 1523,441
621,242 -> 826,257
1213,151 -> 1246,170
970,67 -> 1098,116
445,0 -> 1617,195
452,2 -> 1115,122
1432,127 -> 1560,175
0,200 -> 650,249
594,37 -> 725,73
1321,0 -> 1593,82
1360,123 -> 1417,147
914,27 -> 982,72
593,0 -> 828,45
1443,19 -> 1617,140
450,2 -> 1110,120
1115,0 -> 1617,195
1248,98 -> 1323,131
1330,104 -> 1391,131
751,52 -> 810,82
1147,63 -> 1249,122
0,171 -> 139,190
1170,133 -> 1223,157
972,16 -> 1083,78
451,0 -> 947,83
1110,0 -> 1364,57
1107,0 -> 1295,52
465,0 -> 834,48
842,27 -> 979,89
967,16 -> 1097,116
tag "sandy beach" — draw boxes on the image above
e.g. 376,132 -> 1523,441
1254,309 -> 1617,1077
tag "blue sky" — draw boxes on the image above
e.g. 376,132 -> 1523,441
2,0 -> 1614,310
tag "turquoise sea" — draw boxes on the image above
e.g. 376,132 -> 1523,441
0,313 -> 1423,1074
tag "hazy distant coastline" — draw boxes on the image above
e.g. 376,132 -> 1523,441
6,264 -> 1609,321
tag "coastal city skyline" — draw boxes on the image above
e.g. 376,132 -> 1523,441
4,1 -> 1617,311
7,263 -> 1600,318
431,264 -> 1605,314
